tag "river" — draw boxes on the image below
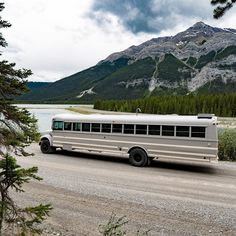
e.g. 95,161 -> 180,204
16,104 -> 80,132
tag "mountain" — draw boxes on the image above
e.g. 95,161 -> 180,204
19,22 -> 236,102
19,58 -> 129,102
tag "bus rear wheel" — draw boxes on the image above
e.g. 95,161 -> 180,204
40,140 -> 55,154
129,148 -> 148,167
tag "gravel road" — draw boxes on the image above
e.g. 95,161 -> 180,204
12,143 -> 236,236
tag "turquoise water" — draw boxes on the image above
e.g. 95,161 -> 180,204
16,104 -> 78,132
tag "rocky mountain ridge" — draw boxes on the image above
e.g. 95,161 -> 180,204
19,22 -> 236,102
104,22 -> 236,62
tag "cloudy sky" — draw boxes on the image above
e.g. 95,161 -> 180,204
1,0 -> 236,82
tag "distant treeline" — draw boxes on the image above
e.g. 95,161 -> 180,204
94,94 -> 236,117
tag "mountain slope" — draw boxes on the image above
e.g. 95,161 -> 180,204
26,82 -> 52,90
19,22 -> 236,102
19,57 -> 129,101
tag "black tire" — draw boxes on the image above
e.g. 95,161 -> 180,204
129,148 -> 148,167
40,139 -> 55,154
147,157 -> 155,166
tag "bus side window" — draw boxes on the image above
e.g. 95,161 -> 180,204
92,123 -> 101,132
82,123 -> 90,132
176,126 -> 189,137
53,121 -> 63,130
124,124 -> 134,134
136,125 -> 147,135
191,127 -> 206,138
64,122 -> 72,131
102,124 -> 111,133
148,125 -> 160,135
162,126 -> 174,136
112,124 -> 122,133
73,123 -> 81,131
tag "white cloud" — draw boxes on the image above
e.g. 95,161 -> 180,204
1,0 -> 155,82
1,0 -> 236,82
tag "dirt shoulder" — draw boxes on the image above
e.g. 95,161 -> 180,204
10,144 -> 236,236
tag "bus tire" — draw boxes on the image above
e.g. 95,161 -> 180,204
129,148 -> 148,167
40,139 -> 55,154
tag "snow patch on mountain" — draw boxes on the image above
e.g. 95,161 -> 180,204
77,87 -> 95,98
148,78 -> 158,92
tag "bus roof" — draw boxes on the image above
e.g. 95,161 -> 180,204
52,113 -> 217,126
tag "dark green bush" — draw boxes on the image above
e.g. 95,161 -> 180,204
218,129 -> 236,161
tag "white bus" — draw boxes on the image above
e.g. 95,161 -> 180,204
39,113 -> 218,167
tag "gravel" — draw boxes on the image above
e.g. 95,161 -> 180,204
11,143 -> 236,236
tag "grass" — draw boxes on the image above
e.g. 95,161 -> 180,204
66,107 -> 94,114
99,213 -> 152,236
218,128 -> 236,161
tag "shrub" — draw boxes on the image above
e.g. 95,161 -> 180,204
99,213 -> 152,236
218,129 -> 236,161
99,213 -> 128,236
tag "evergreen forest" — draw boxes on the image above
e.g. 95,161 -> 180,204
94,93 -> 236,117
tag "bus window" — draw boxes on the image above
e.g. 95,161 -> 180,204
112,124 -> 122,133
136,125 -> 147,135
64,122 -> 72,131
82,123 -> 90,132
52,121 -> 63,130
124,124 -> 134,134
191,127 -> 206,138
92,123 -> 101,132
102,124 -> 111,133
73,123 -> 81,131
176,126 -> 189,137
148,125 -> 160,135
162,126 -> 174,136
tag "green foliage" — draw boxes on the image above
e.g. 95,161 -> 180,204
99,213 -> 152,236
215,46 -> 236,61
186,57 -> 197,67
0,3 -> 11,47
99,213 -> 128,236
157,54 -> 193,82
93,57 -> 156,100
151,86 -> 188,96
211,0 -> 236,19
0,103 -> 40,153
196,78 -> 236,94
195,51 -> 216,69
0,3 -> 51,234
19,57 -> 130,102
0,3 -> 39,154
0,154 -> 52,235
26,82 -> 51,90
101,57 -> 155,83
0,56 -> 39,152
218,129 -> 236,161
94,93 -> 236,117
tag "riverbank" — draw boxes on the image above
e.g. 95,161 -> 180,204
66,105 -> 133,115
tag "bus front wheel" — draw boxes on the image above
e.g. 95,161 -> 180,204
40,140 -> 55,154
129,148 -> 148,167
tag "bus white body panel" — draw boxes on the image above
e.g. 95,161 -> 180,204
40,113 -> 218,166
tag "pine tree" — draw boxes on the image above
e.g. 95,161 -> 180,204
0,2 -> 52,235
211,0 -> 236,19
